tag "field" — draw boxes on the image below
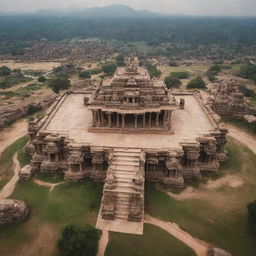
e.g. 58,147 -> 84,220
0,61 -> 61,71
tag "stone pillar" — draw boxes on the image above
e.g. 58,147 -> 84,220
163,110 -> 167,127
122,114 -> 125,128
156,112 -> 160,128
101,111 -> 104,126
143,113 -> 146,128
93,110 -> 97,127
108,113 -> 111,128
97,110 -> 101,127
135,114 -> 138,128
149,113 -> 152,127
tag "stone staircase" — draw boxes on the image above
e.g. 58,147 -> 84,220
111,148 -> 142,220
97,148 -> 145,234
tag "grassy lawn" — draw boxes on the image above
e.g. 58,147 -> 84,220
0,135 -> 29,189
145,138 -> 256,256
106,224 -> 195,256
0,180 -> 103,256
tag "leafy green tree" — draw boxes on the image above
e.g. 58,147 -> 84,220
48,77 -> 71,93
38,76 -> 46,83
57,224 -> 100,256
170,71 -> 189,79
115,54 -> 125,66
165,76 -> 181,89
206,64 -> 222,81
102,62 -> 117,76
239,64 -> 256,83
79,71 -> 91,79
187,76 -> 206,89
0,66 -> 11,76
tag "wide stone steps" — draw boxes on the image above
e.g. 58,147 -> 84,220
112,160 -> 140,166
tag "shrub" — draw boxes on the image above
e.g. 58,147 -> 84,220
170,71 -> 189,79
239,85 -> 255,98
48,77 -> 71,93
206,64 -> 222,81
79,71 -> 91,79
187,76 -> 206,89
57,224 -> 100,256
102,62 -> 117,76
0,66 -> 11,76
38,76 -> 46,83
239,64 -> 256,83
165,76 -> 181,89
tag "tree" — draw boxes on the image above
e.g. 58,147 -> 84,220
57,224 -> 100,256
48,77 -> 71,93
187,76 -> 206,89
247,200 -> 256,234
0,66 -> 11,76
115,54 -> 125,66
102,62 -> 117,76
38,76 -> 46,83
79,71 -> 91,79
206,64 -> 222,81
164,76 -> 181,89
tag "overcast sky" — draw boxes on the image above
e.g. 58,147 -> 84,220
0,0 -> 256,16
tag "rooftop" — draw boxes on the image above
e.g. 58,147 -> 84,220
40,93 -> 217,150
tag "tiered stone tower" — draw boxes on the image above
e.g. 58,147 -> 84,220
87,57 -> 177,133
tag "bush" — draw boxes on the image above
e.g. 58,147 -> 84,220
239,64 -> 256,83
206,64 -> 222,81
0,66 -> 11,76
170,71 -> 189,79
239,85 -> 255,98
79,71 -> 91,79
57,224 -> 100,256
102,62 -> 117,76
38,76 -> 46,83
187,76 -> 206,89
165,76 -> 181,89
48,77 -> 71,93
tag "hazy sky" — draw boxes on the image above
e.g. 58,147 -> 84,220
0,0 -> 256,16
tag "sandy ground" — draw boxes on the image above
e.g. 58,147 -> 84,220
0,119 -> 28,156
97,230 -> 109,256
14,222 -> 58,256
0,61 -> 61,71
226,124 -> 256,154
145,215 -> 210,256
0,153 -> 20,199
33,179 -> 65,192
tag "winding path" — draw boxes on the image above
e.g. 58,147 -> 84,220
145,215 -> 210,256
0,118 -> 28,155
226,124 -> 256,154
0,153 -> 20,199
97,230 -> 109,256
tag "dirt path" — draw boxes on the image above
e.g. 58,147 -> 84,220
145,215 -> 210,256
226,124 -> 256,154
33,179 -> 65,192
0,153 -> 20,199
97,230 -> 109,256
0,119 -> 28,155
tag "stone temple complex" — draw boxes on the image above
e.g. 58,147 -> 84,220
24,57 -> 228,234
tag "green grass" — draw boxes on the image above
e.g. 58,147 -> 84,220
106,224 -> 195,256
0,180 -> 103,256
145,138 -> 256,256
0,135 -> 29,189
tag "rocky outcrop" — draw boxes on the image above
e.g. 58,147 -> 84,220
0,199 -> 29,224
0,93 -> 56,130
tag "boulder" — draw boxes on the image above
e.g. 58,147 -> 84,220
0,199 -> 29,225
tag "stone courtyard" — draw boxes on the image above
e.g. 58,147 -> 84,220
23,58 -> 228,234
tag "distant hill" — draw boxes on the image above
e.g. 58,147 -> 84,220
33,4 -> 161,18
